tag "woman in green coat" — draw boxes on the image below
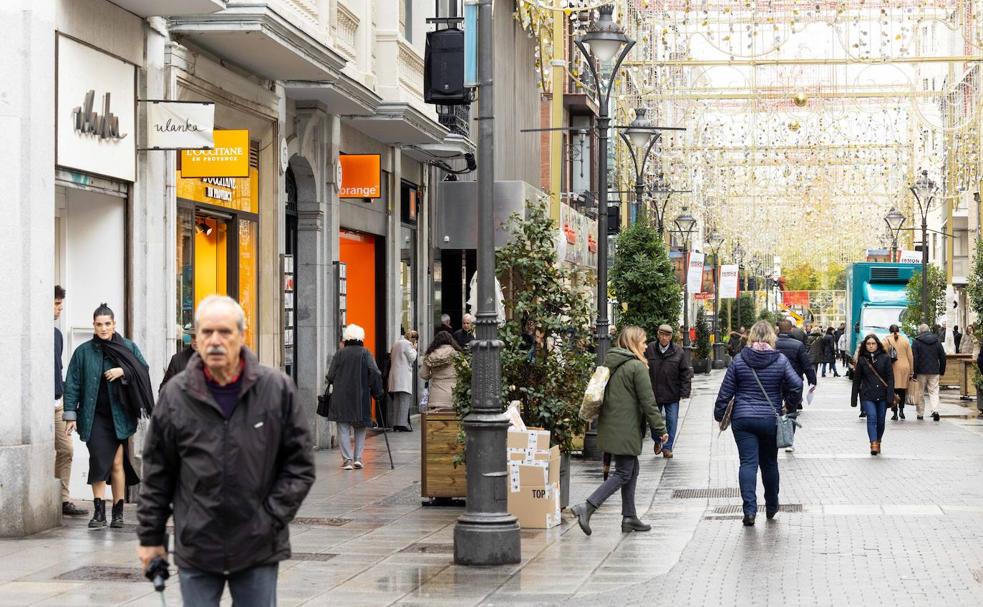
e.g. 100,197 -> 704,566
571,326 -> 668,536
64,304 -> 149,529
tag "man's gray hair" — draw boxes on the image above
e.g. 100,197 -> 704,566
441,313 -> 451,324
918,323 -> 930,333
195,295 -> 246,332
463,313 -> 475,323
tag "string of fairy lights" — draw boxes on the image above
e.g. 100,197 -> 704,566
514,0 -> 983,268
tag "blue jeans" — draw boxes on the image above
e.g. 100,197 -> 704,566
731,417 -> 780,517
179,563 -> 278,607
862,399 -> 888,442
651,402 -> 679,451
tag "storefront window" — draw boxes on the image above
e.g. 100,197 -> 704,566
177,207 -> 195,346
400,225 -> 416,333
238,218 -> 258,350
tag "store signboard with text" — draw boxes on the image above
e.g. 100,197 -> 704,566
56,35 -> 136,181
719,264 -> 739,299
339,154 -> 382,199
687,252 -> 705,294
145,101 -> 215,150
181,130 -> 249,177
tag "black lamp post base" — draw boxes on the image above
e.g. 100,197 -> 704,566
712,344 -> 727,369
454,517 -> 521,566
582,430 -> 601,460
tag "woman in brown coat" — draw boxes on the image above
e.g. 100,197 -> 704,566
419,331 -> 462,411
882,324 -> 914,420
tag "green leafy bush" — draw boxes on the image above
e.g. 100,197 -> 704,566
610,220 -> 681,336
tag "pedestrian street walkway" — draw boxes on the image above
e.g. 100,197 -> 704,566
1,372 -> 982,606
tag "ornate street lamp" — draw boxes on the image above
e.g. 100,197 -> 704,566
619,108 -> 659,224
575,4 -> 634,364
909,170 -> 937,323
884,207 -> 906,262
674,209 -> 698,348
453,0 -> 521,567
707,231 -> 726,369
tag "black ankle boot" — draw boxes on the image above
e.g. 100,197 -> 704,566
621,516 -> 652,533
571,502 -> 596,536
742,514 -> 756,526
110,500 -> 124,528
88,498 -> 106,529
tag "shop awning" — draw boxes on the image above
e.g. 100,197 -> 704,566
284,73 -> 381,117
168,5 -> 346,81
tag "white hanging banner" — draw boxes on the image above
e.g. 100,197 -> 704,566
898,250 -> 921,264
719,264 -> 740,299
687,252 -> 705,294
144,101 -> 215,150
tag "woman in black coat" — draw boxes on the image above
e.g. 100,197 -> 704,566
822,327 -> 840,377
851,333 -> 894,456
326,324 -> 384,470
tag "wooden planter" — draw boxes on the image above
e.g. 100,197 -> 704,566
421,411 -> 467,500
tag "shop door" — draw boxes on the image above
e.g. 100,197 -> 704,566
339,231 -> 377,358
193,215 -> 232,306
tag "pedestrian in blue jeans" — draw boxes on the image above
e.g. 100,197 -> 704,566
851,333 -> 894,456
714,321 -> 802,526
644,324 -> 693,459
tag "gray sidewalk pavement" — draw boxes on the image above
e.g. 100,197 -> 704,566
2,371 -> 983,606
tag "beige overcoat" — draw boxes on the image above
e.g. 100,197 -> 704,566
882,332 -> 914,389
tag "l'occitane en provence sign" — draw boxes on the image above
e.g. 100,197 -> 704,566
181,129 -> 249,178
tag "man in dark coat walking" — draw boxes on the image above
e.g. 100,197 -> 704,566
138,295 -> 315,605
912,323 -> 947,421
776,319 -> 817,449
644,324 -> 693,459
158,328 -> 196,393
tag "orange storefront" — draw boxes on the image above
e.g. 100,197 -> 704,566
175,163 -> 260,350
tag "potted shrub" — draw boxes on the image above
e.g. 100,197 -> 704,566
692,307 -> 712,373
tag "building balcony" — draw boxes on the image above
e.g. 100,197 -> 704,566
168,2 -> 346,81
436,105 -> 470,138
111,0 -> 226,17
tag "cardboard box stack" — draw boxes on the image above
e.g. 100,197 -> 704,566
505,404 -> 561,529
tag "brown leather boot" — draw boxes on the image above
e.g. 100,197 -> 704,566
870,441 -> 880,455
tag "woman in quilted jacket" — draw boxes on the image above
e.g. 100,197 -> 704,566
714,320 -> 802,526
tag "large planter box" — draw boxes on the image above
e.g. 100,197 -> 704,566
421,411 -> 467,500
941,353 -> 972,388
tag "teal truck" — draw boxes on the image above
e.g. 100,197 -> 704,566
845,262 -> 920,355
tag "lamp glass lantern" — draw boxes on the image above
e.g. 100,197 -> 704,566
884,208 -> 906,232
674,210 -> 697,237
625,107 -> 653,149
581,5 -> 630,62
910,170 -> 937,213
707,231 -> 725,251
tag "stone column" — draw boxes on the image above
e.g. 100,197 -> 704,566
0,0 -> 61,536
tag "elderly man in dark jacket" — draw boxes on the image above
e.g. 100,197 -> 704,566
776,319 -> 817,418
912,323 -> 947,421
137,295 -> 315,606
644,324 -> 693,458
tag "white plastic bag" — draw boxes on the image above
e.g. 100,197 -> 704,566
579,366 -> 610,420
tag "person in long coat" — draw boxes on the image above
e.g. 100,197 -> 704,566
64,303 -> 151,529
419,331 -> 461,411
387,330 -> 418,431
569,326 -> 667,536
806,328 -> 824,376
326,324 -> 384,470
822,327 -> 840,377
882,324 -> 914,420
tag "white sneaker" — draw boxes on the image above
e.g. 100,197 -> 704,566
353,461 -> 363,469
342,460 -> 354,470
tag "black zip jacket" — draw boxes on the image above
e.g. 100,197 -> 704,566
644,341 -> 693,405
851,350 -> 895,406
137,348 -> 315,574
912,332 -> 947,375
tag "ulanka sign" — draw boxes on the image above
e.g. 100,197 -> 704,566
145,101 -> 215,150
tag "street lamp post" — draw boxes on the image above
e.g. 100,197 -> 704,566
884,207 -> 905,262
620,107 -> 659,224
574,4 -> 634,364
453,0 -> 521,567
674,210 -> 698,348
707,231 -> 726,369
909,170 -> 937,324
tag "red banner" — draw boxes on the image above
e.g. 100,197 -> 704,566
782,291 -> 810,307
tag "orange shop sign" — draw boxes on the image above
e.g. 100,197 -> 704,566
181,129 -> 250,178
339,154 -> 382,199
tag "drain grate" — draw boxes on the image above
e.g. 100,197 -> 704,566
711,504 -> 803,514
56,566 -> 145,583
703,515 -> 744,520
293,516 -> 352,527
376,485 -> 424,507
292,552 -> 339,562
399,542 -> 455,554
673,488 -> 741,499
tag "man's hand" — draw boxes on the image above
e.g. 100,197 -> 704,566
138,545 -> 167,572
660,433 -> 669,445
104,367 -> 125,382
66,421 -> 76,436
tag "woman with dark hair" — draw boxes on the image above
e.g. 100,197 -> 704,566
419,331 -> 462,412
64,303 -> 152,529
326,324 -> 384,469
852,333 -> 894,455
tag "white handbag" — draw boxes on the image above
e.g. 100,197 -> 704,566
579,366 -> 610,420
